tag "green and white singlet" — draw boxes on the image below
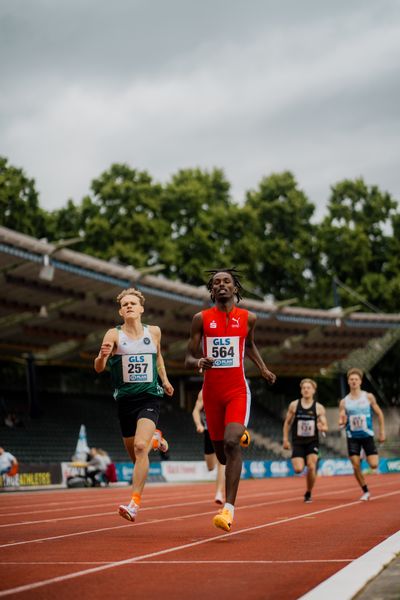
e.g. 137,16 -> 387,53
108,325 -> 164,400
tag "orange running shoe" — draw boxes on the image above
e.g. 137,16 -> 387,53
152,429 -> 169,453
213,507 -> 233,532
240,429 -> 251,448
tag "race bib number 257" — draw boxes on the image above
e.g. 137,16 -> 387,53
122,354 -> 153,383
206,337 -> 240,368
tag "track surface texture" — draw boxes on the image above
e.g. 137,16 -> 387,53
0,474 -> 399,599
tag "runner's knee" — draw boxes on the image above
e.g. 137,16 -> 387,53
368,457 -> 378,469
224,438 -> 240,455
134,440 -> 148,455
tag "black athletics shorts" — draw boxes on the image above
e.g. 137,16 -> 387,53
117,395 -> 160,438
292,441 -> 319,459
347,436 -> 377,457
204,429 -> 215,455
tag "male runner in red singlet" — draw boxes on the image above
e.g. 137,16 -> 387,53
185,269 -> 276,532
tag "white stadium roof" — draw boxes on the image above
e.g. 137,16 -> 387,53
1,226 -> 399,377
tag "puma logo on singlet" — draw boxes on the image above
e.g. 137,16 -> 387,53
231,317 -> 240,327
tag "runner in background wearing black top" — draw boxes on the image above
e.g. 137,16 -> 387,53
283,379 -> 328,503
192,389 -> 225,505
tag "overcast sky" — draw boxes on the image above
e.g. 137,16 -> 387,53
1,0 -> 399,220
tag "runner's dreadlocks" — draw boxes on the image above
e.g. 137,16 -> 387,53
205,268 -> 243,303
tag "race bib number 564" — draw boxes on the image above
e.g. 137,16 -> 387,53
206,337 -> 240,368
122,354 -> 153,383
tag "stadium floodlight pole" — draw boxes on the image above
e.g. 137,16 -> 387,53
39,237 -> 83,282
136,264 -> 166,278
333,276 -> 381,313
274,297 -> 298,309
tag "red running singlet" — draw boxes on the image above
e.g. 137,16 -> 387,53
201,306 -> 251,440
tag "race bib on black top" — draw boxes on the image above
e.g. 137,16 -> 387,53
297,420 -> 316,437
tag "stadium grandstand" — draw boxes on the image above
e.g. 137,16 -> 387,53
1,225 -> 400,467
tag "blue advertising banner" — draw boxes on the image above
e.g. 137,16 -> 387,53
242,457 -> 400,479
115,462 -> 164,483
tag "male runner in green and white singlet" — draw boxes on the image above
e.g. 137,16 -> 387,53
95,288 -> 174,522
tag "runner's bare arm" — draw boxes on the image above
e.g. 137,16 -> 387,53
94,329 -> 118,373
317,403 -> 328,432
338,398 -> 347,428
283,401 -> 296,449
245,312 -> 276,384
185,313 -> 214,371
192,391 -> 205,433
152,325 -> 174,396
368,393 -> 386,442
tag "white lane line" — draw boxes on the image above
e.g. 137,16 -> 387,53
0,487 -> 227,514
0,493 -> 307,548
298,530 -> 400,600
0,489 -> 399,598
0,488 -> 294,518
0,489 -> 298,528
1,476 -> 397,516
1,478 -> 398,529
0,559 -> 354,565
0,484 -> 363,548
0,479 -> 281,510
1,482 -> 398,548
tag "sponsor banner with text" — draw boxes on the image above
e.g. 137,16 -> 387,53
0,463 -> 62,488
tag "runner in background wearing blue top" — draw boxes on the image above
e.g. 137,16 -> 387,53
339,368 -> 385,501
95,288 -> 174,522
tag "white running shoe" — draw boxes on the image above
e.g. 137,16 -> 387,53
360,491 -> 370,501
118,503 -> 138,522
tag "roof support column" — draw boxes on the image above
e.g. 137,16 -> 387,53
25,353 -> 41,418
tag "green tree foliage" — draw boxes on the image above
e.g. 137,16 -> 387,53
243,171 -> 318,303
0,156 -> 48,237
60,163 -> 170,269
2,155 -> 399,315
317,179 -> 398,311
160,168 -> 242,285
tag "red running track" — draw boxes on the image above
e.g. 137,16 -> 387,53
0,473 -> 399,599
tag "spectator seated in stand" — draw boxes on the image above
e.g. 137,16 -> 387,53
0,446 -> 19,476
86,447 -> 114,486
4,413 -> 24,428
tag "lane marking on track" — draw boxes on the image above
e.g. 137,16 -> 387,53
0,489 -> 399,597
0,487 -> 302,518
0,478 -> 398,529
0,482 -> 398,548
1,476 -> 397,515
0,480 -> 278,510
0,487 -> 233,514
0,492 -> 313,547
298,530 -> 400,600
0,489 -> 304,528
0,559 -> 354,565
